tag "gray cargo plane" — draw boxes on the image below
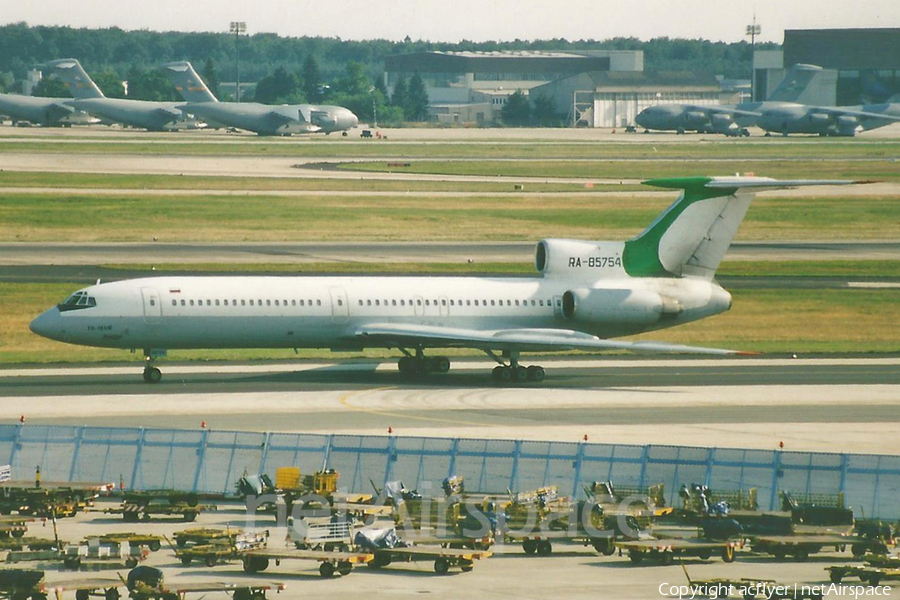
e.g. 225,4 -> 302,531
636,64 -> 900,136
47,59 -> 206,131
161,61 -> 358,136
0,66 -> 102,126
757,95 -> 900,136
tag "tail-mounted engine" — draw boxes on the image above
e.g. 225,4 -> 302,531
561,288 -> 682,325
535,239 -> 625,278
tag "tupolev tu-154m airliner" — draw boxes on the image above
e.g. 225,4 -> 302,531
30,176 -> 861,384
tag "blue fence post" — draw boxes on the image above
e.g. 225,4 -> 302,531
192,428 -> 210,493
447,438 -> 460,479
839,453 -> 849,496
637,445 -> 650,488
322,434 -> 334,471
383,436 -> 397,489
258,432 -> 272,475
130,428 -> 146,490
8,423 -> 24,474
768,450 -> 783,512
509,440 -> 523,492
572,442 -> 585,499
704,447 -> 716,488
68,426 -> 85,483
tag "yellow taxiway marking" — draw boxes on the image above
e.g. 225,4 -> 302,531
338,387 -> 487,427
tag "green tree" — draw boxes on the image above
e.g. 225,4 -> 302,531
301,55 -> 322,102
390,76 -> 408,110
91,69 -> 126,98
31,76 -> 69,97
531,93 -> 560,127
337,61 -> 369,96
253,66 -> 302,104
201,58 -> 221,99
125,66 -> 178,101
501,90 -> 531,126
405,72 -> 429,121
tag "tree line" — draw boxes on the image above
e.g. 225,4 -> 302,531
0,22 -> 777,124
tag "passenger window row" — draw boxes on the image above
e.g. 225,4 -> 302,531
356,298 -> 550,307
171,298 -> 323,307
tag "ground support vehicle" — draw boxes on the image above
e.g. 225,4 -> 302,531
88,535 -> 162,552
172,530 -> 236,548
62,541 -> 148,570
827,564 -> 900,586
5,549 -> 63,564
105,498 -> 210,523
0,568 -> 46,600
402,530 -> 494,552
751,534 -> 884,561
366,546 -> 491,574
172,531 -> 267,567
128,581 -> 283,600
0,518 -> 30,540
125,566 -> 283,600
240,548 -> 373,578
615,537 -> 742,564
504,529 -> 616,556
44,579 -> 122,600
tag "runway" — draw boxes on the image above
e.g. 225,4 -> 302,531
3,357 -> 899,454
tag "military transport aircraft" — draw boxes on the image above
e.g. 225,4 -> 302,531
634,64 -> 900,136
0,64 -> 102,126
30,176 -> 861,384
47,59 -> 206,131
160,61 -> 359,136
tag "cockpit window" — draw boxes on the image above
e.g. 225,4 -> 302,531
58,291 -> 97,312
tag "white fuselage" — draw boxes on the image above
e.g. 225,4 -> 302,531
30,273 -> 731,352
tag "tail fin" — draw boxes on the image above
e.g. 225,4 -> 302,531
44,59 -> 105,99
623,176 -> 860,279
767,63 -> 835,104
159,62 -> 218,103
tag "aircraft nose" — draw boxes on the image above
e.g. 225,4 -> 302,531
30,308 -> 64,341
345,110 -> 359,129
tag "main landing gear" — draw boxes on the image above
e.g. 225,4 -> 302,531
397,349 -> 451,377
488,350 -> 545,384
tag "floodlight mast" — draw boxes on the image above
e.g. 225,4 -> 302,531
229,21 -> 247,103
746,17 -> 761,102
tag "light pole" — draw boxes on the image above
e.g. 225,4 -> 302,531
746,18 -> 761,102
229,21 -> 246,102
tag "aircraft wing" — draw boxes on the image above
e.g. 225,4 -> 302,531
352,323 -> 745,356
805,106 -> 900,122
264,110 -> 320,132
687,104 -> 762,118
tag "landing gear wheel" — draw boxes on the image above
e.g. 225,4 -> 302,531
512,366 -> 528,382
143,367 -> 161,383
526,365 -> 545,382
492,366 -> 511,383
319,562 -> 336,578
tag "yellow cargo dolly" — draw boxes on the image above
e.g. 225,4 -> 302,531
366,545 -> 492,575
615,537 -> 742,564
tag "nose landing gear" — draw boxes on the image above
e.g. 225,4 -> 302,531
141,348 -> 166,383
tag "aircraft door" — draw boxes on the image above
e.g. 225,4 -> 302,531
329,288 -> 349,323
141,287 -> 162,324
552,295 -> 564,321
414,295 -> 425,317
439,296 -> 450,317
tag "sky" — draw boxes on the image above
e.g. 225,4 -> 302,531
4,0 -> 899,44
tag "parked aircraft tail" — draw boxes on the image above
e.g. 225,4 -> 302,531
43,59 -> 105,99
623,177 -> 859,279
160,62 -> 218,103
767,63 -> 835,104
